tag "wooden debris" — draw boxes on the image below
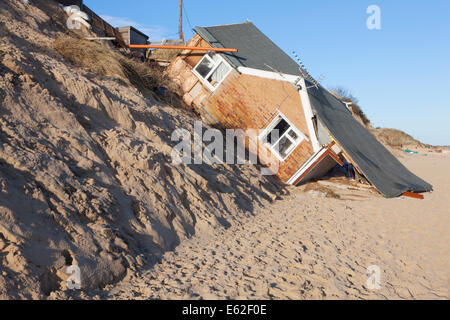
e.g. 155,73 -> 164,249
402,192 -> 424,200
129,45 -> 238,53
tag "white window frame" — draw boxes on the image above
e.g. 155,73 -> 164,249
259,112 -> 306,161
192,52 -> 233,91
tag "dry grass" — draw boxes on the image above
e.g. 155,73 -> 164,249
330,89 -> 371,126
373,128 -> 425,149
54,35 -> 168,93
329,89 -> 431,149
150,48 -> 183,62
350,104 -> 371,126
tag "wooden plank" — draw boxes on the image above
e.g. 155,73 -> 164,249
85,37 -> 116,41
150,40 -> 183,45
318,120 -> 366,177
402,192 -> 424,200
327,148 -> 344,166
81,5 -> 127,48
129,45 -> 238,52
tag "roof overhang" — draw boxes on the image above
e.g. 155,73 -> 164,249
237,67 -> 300,83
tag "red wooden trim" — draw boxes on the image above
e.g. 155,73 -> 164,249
402,192 -> 424,200
327,149 -> 344,166
293,149 -> 343,185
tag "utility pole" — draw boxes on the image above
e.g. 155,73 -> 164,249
179,0 -> 184,43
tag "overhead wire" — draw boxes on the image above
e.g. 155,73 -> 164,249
182,1 -> 195,38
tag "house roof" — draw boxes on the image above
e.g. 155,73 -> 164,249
307,81 -> 433,198
195,21 -> 301,76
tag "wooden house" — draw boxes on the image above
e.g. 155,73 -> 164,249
167,21 -> 432,198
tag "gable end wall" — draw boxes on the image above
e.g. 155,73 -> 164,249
167,35 -> 315,183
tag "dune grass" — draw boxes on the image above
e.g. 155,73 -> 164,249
54,35 -> 168,93
149,48 -> 183,62
374,128 -> 425,148
330,88 -> 371,126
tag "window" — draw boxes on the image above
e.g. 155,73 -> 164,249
193,53 -> 232,91
260,113 -> 305,161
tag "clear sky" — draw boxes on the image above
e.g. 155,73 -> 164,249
86,0 -> 450,146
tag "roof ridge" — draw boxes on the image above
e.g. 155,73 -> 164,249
195,21 -> 301,75
197,21 -> 251,29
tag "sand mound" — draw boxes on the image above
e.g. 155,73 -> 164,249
0,0 -> 283,299
81,152 -> 449,300
372,128 -> 426,149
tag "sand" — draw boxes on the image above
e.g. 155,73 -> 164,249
0,0 -> 448,300
0,0 -> 282,299
74,150 -> 448,300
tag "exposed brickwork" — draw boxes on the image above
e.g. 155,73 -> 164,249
167,36 -> 314,183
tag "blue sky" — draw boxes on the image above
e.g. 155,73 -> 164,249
86,0 -> 450,146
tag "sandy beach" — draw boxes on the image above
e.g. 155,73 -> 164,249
78,150 -> 449,300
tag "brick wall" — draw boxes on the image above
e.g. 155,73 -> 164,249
204,71 -> 314,182
167,36 -> 314,183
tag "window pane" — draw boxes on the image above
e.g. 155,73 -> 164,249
288,130 -> 298,140
275,136 -> 293,158
207,62 -> 230,87
195,56 -> 215,78
266,119 -> 290,145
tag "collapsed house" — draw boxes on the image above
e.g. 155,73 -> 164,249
166,21 -> 433,198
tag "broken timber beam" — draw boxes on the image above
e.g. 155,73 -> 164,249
402,192 -> 424,200
85,37 -> 116,41
128,45 -> 238,52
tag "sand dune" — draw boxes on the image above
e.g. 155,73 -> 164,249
0,0 -> 282,299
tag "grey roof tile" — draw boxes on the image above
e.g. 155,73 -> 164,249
195,21 -> 301,76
